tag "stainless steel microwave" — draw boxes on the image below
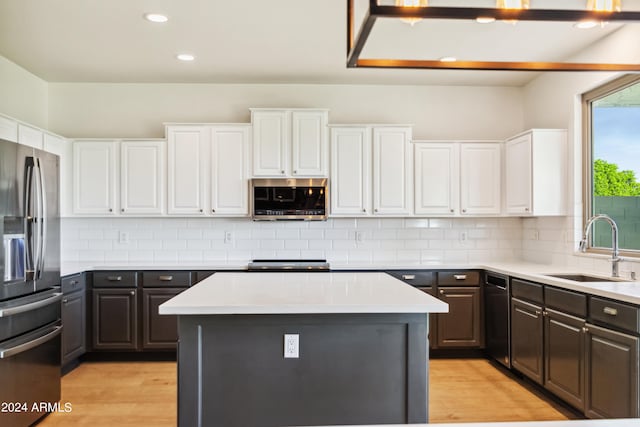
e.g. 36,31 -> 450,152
251,178 -> 328,221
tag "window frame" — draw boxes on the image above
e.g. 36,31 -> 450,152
582,73 -> 640,257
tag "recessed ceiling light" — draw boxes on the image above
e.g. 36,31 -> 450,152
176,53 -> 195,62
476,16 -> 496,24
574,20 -> 599,29
144,13 -> 168,23
439,56 -> 457,62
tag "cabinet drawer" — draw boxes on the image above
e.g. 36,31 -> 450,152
511,278 -> 544,304
387,271 -> 435,287
438,271 -> 480,286
93,272 -> 137,288
545,286 -> 587,318
62,273 -> 86,294
590,296 -> 640,334
143,271 -> 191,288
195,271 -> 215,283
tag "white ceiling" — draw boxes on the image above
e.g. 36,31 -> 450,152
0,0 -> 636,87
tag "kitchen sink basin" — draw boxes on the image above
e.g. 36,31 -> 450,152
544,273 -> 627,283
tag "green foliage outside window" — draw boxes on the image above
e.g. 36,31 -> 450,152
593,159 -> 640,196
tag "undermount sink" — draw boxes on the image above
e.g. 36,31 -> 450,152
544,273 -> 628,283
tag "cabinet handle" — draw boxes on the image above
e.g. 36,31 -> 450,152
462,209 -> 467,213
281,170 -> 285,174
130,291 -> 135,296
121,208 -> 125,212
454,274 -> 467,280
107,276 -> 122,281
293,170 -> 297,174
374,208 -> 378,213
402,274 -> 415,280
362,209 -> 366,213
159,275 -> 173,281
535,310 -> 541,316
212,209 -> 215,213
582,327 -> 589,333
603,307 -> 618,316
108,208 -> 113,212
450,209 -> 454,213
525,208 -> 530,212
543,311 -> 548,317
70,280 -> 78,286
62,298 -> 68,304
439,290 -> 444,295
199,209 -> 203,213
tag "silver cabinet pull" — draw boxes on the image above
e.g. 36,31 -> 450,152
582,327 -> 589,333
402,274 -> 415,280
62,298 -> 69,304
130,291 -> 135,296
107,276 -> 122,281
454,274 -> 467,280
603,307 -> 618,316
535,310 -> 542,316
439,290 -> 444,295
70,280 -> 78,286
159,275 -> 173,281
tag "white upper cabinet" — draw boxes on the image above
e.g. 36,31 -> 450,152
18,124 -> 43,149
330,126 -> 371,216
372,127 -> 413,215
291,110 -> 328,176
251,108 -> 328,177
210,125 -> 250,216
167,126 -> 208,215
0,115 -> 18,142
43,133 -> 72,217
73,140 -> 117,215
414,142 -> 459,216
121,140 -> 164,215
460,143 -> 502,215
330,125 -> 412,217
505,129 -> 567,216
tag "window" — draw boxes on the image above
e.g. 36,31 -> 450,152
583,75 -> 640,254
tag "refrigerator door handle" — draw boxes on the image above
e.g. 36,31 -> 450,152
35,158 -> 47,277
23,158 -> 36,281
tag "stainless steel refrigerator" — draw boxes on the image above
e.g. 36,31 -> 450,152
0,138 -> 62,427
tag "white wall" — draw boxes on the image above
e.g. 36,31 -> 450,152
47,83 -> 524,140
0,56 -> 48,128
522,25 -> 640,277
61,217 -> 522,268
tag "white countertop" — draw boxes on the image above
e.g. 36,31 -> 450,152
64,260 -> 640,305
158,272 -> 449,315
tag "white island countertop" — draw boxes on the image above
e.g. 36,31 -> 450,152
158,272 -> 449,315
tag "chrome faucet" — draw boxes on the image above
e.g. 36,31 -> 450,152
579,214 -> 620,277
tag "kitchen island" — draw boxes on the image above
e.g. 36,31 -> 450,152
159,272 -> 448,427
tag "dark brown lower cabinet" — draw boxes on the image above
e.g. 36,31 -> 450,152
436,287 -> 481,348
511,297 -> 544,384
585,323 -> 640,418
544,308 -> 585,411
416,286 -> 437,349
143,288 -> 184,349
61,290 -> 86,365
92,288 -> 138,350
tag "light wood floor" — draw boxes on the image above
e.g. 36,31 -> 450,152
39,358 -> 579,426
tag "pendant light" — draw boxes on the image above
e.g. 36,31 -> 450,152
587,0 -> 622,12
395,0 -> 428,26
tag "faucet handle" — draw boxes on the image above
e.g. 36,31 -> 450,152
578,239 -> 587,252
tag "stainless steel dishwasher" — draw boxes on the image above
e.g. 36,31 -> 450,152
484,272 -> 510,368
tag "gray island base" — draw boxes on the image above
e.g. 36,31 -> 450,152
159,272 -> 448,427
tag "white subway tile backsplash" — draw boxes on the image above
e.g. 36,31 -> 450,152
62,216 -> 530,267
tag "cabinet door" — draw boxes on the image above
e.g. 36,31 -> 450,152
143,288 -> 183,349
511,297 -> 544,384
44,133 -> 72,217
330,127 -> 370,216
544,308 -> 586,411
17,123 -> 43,149
252,110 -> 288,177
372,127 -> 412,215
460,143 -> 501,215
62,291 -> 86,364
72,140 -> 117,215
414,143 -> 459,216
436,286 -> 481,348
505,133 -> 532,215
0,115 -> 18,142
167,126 -> 207,215
121,140 -> 164,215
291,110 -> 328,177
92,288 -> 138,350
210,126 -> 249,215
585,323 -> 639,418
